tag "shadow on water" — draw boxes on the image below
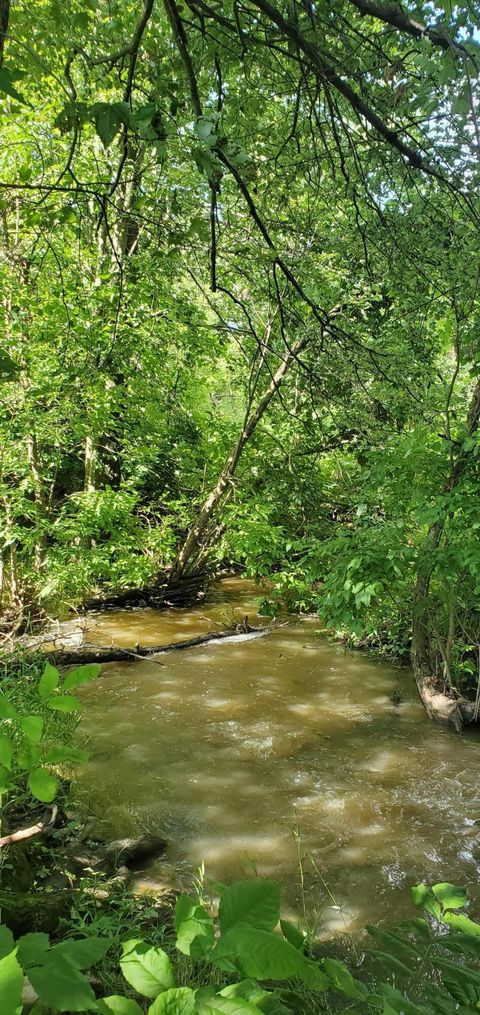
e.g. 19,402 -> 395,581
77,578 -> 480,936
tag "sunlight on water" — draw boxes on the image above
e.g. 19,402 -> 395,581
77,578 -> 480,935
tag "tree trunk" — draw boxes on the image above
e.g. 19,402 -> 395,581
171,332 -> 310,580
411,378 -> 480,728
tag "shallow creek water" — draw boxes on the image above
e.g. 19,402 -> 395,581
77,578 -> 480,936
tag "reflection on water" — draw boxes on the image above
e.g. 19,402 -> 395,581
77,579 -> 480,935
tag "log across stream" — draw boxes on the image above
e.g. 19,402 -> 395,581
74,578 -> 480,935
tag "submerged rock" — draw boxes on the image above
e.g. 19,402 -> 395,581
103,834 -> 168,867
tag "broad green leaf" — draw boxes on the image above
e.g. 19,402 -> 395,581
197,999 -> 261,1015
93,103 -> 123,146
63,663 -> 101,690
410,883 -> 441,919
0,948 -> 23,1015
47,694 -> 81,712
377,983 -> 426,1015
219,879 -> 281,933
0,766 -> 11,792
29,953 -> 97,1011
28,767 -> 59,802
52,936 -> 111,969
20,715 -> 44,743
45,745 -> 89,764
174,896 -> 215,958
0,67 -> 26,104
0,926 -> 15,961
18,743 -> 41,770
97,997 -> 143,1015
212,924 -> 329,988
148,987 -> 196,1014
432,883 -> 467,911
323,957 -> 369,1000
0,694 -> 17,720
0,734 -> 14,770
120,940 -> 174,998
280,919 -> 305,951
219,980 -> 270,1004
366,926 -> 419,964
369,950 -> 413,978
17,932 -> 50,968
38,662 -> 60,698
443,912 -> 480,936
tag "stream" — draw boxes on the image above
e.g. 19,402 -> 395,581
77,578 -> 480,936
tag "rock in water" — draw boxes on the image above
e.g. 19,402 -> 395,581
103,835 -> 167,867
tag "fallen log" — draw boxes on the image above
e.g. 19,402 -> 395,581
0,805 -> 58,848
45,624 -> 267,667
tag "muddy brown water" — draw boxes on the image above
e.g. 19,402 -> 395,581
77,578 -> 480,936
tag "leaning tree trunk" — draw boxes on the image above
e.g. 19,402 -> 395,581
171,331 -> 310,580
412,378 -> 480,728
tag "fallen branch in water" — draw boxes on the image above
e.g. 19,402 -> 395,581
0,805 -> 58,848
45,624 -> 268,667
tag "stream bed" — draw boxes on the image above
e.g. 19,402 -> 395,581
77,578 -> 480,935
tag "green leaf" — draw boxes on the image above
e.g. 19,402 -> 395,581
20,715 -> 44,743
212,924 -> 329,988
0,766 -> 12,793
377,983 -> 425,1015
280,919 -> 305,951
174,896 -> 215,958
0,734 -> 14,770
16,932 -> 50,968
0,948 -> 23,1015
195,117 -> 216,141
63,664 -> 101,691
197,999 -> 261,1015
432,883 -> 467,911
0,67 -> 26,104
97,999 -> 143,1015
0,926 -> 15,961
0,350 -> 20,381
323,957 -> 369,1000
47,694 -> 81,712
38,662 -> 60,698
98,999 -> 143,1015
28,767 -> 59,802
443,912 -> 480,936
29,953 -> 97,1011
219,980 -> 270,1004
120,940 -> 174,998
369,951 -> 413,978
0,694 -> 17,720
366,926 -> 419,964
410,883 -> 441,919
45,745 -> 89,764
93,103 -> 123,146
219,879 -> 281,933
52,936 -> 111,969
148,987 -> 196,1014
18,743 -> 41,770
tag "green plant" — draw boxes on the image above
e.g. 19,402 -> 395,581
0,661 -> 100,805
2,876 -> 480,1013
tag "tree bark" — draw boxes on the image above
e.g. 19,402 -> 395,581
171,331 -> 310,579
411,378 -> 480,728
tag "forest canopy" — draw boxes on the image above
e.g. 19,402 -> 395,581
1,0 -> 480,717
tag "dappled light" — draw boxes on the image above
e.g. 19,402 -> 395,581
78,580 -> 480,933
